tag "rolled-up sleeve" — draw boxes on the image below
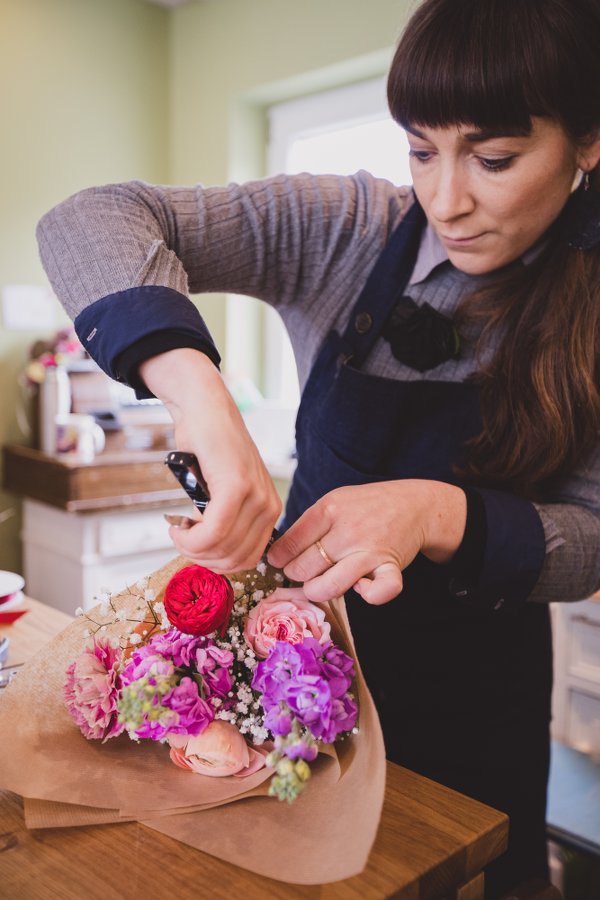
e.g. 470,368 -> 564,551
446,439 -> 600,608
36,175 -> 405,391
446,487 -> 546,612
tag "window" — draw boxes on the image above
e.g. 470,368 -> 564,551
265,77 -> 411,406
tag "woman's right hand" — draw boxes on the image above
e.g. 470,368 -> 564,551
139,348 -> 282,572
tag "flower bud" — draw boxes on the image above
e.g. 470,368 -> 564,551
294,759 -> 311,782
276,758 -> 294,776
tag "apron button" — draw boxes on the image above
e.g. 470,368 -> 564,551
354,312 -> 373,334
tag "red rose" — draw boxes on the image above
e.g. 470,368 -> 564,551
163,566 -> 234,637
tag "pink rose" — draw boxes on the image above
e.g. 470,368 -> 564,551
64,639 -> 124,741
243,588 -> 331,659
168,721 -> 266,777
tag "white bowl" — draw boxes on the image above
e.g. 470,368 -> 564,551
0,570 -> 25,605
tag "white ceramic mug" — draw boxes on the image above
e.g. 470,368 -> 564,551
55,413 -> 105,462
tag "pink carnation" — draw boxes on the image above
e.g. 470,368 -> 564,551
64,639 -> 124,741
244,588 -> 331,659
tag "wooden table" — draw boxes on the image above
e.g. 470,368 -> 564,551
0,600 -> 508,900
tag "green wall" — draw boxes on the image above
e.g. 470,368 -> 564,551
0,0 -> 168,570
168,0 -> 412,351
0,0 -> 413,573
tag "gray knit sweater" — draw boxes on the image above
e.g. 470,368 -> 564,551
36,171 -> 600,603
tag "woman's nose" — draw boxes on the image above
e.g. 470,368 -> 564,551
429,167 -> 475,222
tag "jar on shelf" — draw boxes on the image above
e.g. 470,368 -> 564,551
38,366 -> 71,455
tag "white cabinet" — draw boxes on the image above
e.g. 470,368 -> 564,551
22,498 -> 191,615
551,597 -> 600,757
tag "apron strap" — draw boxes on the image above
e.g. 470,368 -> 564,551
337,196 -> 426,369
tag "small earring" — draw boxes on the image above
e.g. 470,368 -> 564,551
563,168 -> 600,250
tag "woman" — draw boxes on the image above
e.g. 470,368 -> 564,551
37,0 -> 600,894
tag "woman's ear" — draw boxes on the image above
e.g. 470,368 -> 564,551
577,131 -> 600,186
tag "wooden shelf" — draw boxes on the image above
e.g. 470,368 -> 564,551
2,443 -> 183,512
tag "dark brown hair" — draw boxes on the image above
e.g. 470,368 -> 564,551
388,0 -> 600,497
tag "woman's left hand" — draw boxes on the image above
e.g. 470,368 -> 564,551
267,479 -> 467,605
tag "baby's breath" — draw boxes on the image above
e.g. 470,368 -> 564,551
72,578 -> 165,649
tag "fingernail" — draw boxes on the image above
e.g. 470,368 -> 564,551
163,514 -> 195,529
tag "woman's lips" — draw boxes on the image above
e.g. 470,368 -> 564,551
441,232 -> 487,248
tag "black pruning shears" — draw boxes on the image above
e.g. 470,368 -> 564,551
164,450 -> 281,557
165,450 -> 211,514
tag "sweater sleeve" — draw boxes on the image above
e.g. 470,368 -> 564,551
528,439 -> 600,602
36,176 -> 409,390
445,438 -> 600,609
529,502 -> 600,602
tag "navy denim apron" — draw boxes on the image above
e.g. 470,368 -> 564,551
283,202 -> 552,897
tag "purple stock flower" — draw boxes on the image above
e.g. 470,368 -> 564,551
254,638 -> 358,743
192,643 -> 234,698
205,645 -> 234,669
121,674 -> 214,741
161,677 -> 215,736
147,628 -> 204,668
284,737 -> 318,762
130,710 -> 179,741
195,644 -> 232,672
322,642 -> 354,672
120,651 -> 175,687
318,645 -> 355,699
323,695 -> 358,743
126,631 -> 235,695
284,675 -> 333,739
203,665 -> 233,698
139,629 -> 235,674
300,637 -> 329,661
252,640 -> 320,704
264,704 -> 293,737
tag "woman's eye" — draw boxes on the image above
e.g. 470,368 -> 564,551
479,156 -> 515,172
408,149 -> 433,163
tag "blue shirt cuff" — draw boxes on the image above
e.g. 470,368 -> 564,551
448,487 -> 546,611
74,286 -> 221,395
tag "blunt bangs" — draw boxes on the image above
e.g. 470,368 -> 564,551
387,0 -> 599,139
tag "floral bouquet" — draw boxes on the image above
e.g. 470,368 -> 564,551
0,556 -> 385,884
65,562 -> 358,803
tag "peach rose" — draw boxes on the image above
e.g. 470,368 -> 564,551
168,721 -> 266,777
243,588 -> 331,659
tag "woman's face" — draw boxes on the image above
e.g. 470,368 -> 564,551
406,117 -> 598,275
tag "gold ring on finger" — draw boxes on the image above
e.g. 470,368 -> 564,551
315,539 -> 334,567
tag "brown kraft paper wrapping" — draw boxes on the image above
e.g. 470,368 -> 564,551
0,556 -> 386,884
